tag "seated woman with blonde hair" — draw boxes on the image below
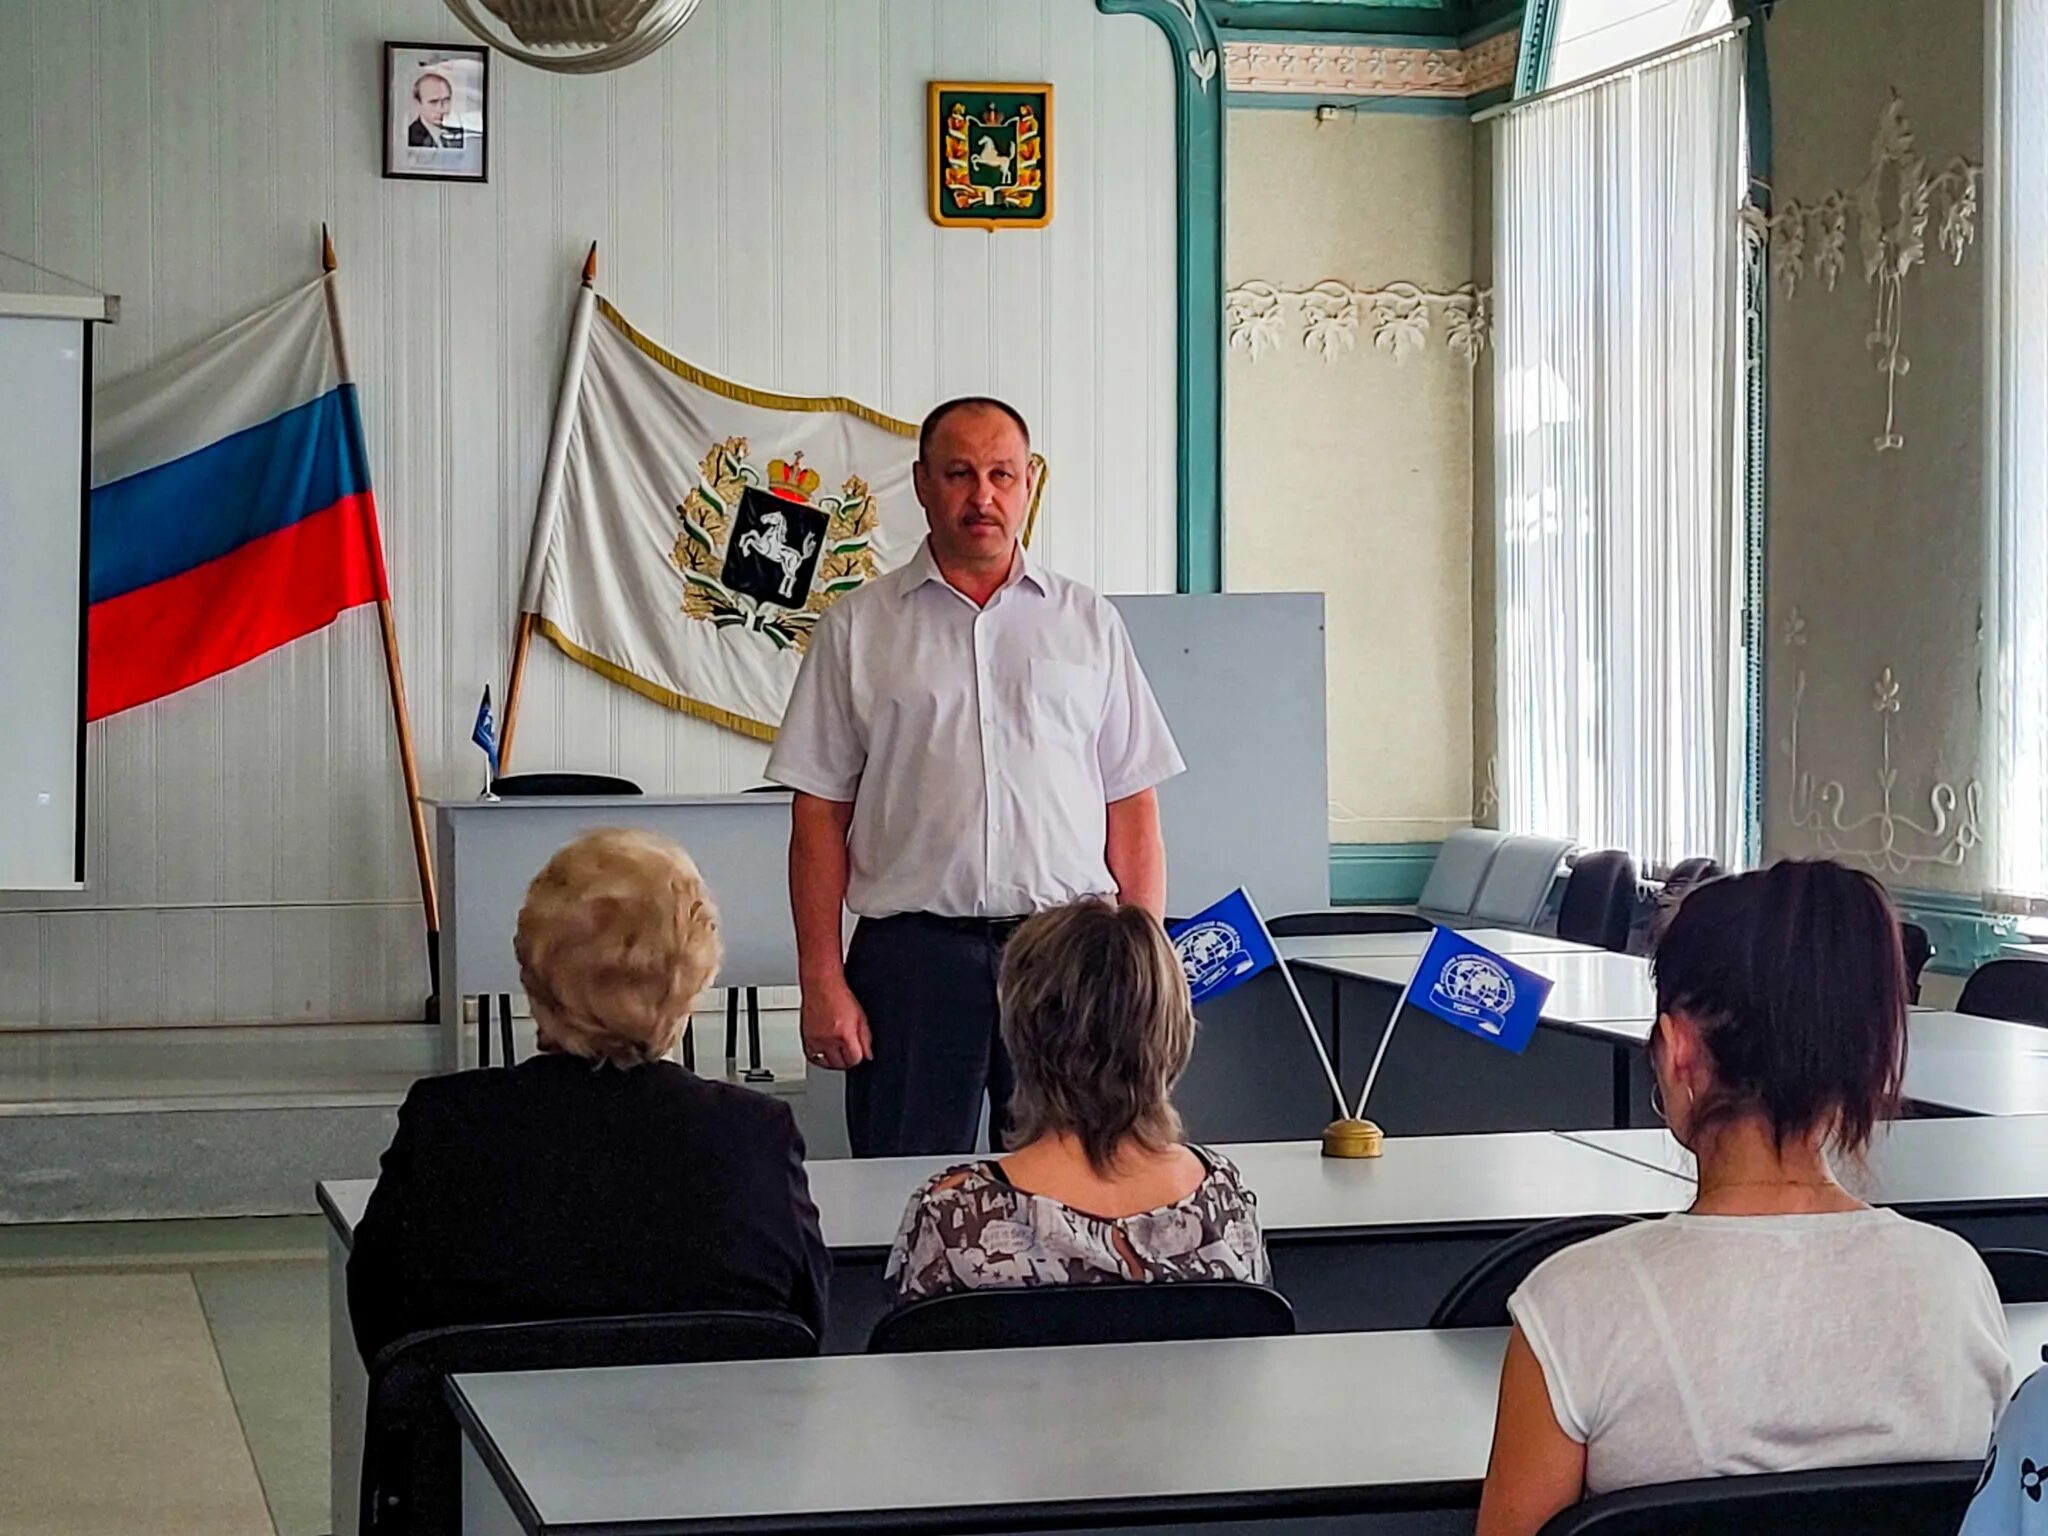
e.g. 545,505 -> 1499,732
885,897 -> 1268,1298
1476,859 -> 2010,1536
348,828 -> 830,1362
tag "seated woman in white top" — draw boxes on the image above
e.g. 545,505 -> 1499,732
885,898 -> 1268,1298
1476,858 -> 2012,1536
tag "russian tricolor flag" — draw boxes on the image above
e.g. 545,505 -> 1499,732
87,276 -> 389,721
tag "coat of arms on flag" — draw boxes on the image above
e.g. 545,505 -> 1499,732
672,444 -> 874,654
509,250 -> 1043,747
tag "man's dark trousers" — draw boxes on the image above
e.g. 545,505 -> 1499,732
842,911 -> 1023,1157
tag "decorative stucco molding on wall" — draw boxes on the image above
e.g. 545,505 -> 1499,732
1166,0 -> 1221,88
1741,91 -> 1982,453
1227,279 -> 1491,363
1223,30 -> 1520,101
1779,610 -> 1983,876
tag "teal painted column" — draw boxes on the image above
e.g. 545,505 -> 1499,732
1516,0 -> 1562,92
1099,0 -> 1226,594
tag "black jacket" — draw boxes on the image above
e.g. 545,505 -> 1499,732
347,1052 -> 830,1364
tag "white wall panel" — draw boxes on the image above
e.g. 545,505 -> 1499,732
0,0 -> 1178,1025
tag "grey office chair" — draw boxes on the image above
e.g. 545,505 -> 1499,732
1416,829 -> 1508,921
361,1310 -> 816,1535
1470,835 -> 1577,929
1532,1460 -> 1981,1535
868,1280 -> 1295,1354
1557,850 -> 1639,953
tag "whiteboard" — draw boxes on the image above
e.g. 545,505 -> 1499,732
0,312 -> 90,889
1112,592 -> 1329,919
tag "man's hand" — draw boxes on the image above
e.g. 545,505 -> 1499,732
800,974 -> 872,1071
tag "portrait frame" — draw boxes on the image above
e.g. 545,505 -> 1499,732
383,42 -> 489,184
928,82 -> 1053,231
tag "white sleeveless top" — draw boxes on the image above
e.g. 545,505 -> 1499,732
1509,1209 -> 2013,1496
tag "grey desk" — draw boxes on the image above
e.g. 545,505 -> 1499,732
1900,1012 -> 2048,1116
319,1133 -> 1694,1534
431,794 -> 800,1069
450,1305 -> 2048,1535
1562,1114 -> 2048,1253
1300,950 -> 1657,1137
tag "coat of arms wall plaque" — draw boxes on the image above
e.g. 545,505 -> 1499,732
929,82 -> 1052,230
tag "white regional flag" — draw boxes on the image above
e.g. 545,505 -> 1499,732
519,283 -> 1037,740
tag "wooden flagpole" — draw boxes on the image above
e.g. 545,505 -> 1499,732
322,224 -> 442,1002
500,240 -> 599,770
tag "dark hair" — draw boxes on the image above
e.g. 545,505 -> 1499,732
1651,858 -> 1906,1156
917,396 -> 1032,464
998,898 -> 1194,1174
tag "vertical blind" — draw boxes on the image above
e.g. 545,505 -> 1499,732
1492,34 -> 1746,870
1991,0 -> 2048,908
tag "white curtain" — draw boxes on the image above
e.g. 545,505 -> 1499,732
1493,34 -> 1745,869
1991,0 -> 2048,910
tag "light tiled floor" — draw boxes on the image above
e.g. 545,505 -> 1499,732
0,1012 -> 838,1535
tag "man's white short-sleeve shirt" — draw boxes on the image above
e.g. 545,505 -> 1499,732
765,539 -> 1184,919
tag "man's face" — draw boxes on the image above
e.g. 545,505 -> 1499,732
912,406 -> 1036,567
416,77 -> 452,127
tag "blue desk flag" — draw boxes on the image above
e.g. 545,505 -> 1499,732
1167,889 -> 1281,1006
1405,927 -> 1554,1054
471,685 -> 500,784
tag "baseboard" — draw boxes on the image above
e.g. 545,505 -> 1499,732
1329,842 -> 1442,907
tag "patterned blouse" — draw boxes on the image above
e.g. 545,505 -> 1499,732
884,1145 -> 1270,1300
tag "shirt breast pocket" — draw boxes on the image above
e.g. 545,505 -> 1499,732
1026,657 -> 1107,746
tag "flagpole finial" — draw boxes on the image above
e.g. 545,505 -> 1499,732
581,242 -> 598,286
321,223 -> 337,273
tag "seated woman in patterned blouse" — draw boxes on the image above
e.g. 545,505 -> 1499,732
885,897 -> 1269,1299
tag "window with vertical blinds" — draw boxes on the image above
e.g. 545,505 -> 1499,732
1990,0 -> 2048,910
1491,33 -> 1747,870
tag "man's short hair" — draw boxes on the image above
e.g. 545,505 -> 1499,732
413,70 -> 452,103
918,396 -> 1031,464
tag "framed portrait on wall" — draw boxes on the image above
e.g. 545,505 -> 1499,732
929,82 -> 1053,230
384,43 -> 488,183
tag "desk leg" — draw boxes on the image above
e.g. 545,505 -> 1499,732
1612,1046 -> 1632,1130
330,1229 -> 367,1536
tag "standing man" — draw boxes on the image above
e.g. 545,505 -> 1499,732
765,397 -> 1184,1157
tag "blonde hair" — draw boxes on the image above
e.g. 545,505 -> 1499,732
999,898 -> 1195,1173
514,828 -> 722,1068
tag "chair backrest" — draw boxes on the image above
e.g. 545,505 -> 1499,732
1958,959 -> 2048,1028
1979,1246 -> 2048,1302
362,1310 -> 815,1535
1470,835 -> 1578,928
1899,922 -> 1935,1005
1557,850 -> 1640,953
1429,1216 -> 1639,1329
1265,910 -> 1432,937
1417,828 -> 1508,919
867,1280 -> 1295,1354
489,771 -> 642,797
1533,1460 -> 1982,1536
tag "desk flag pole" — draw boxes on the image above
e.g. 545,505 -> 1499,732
1352,927 -> 1557,1131
472,686 -> 501,799
1168,890 -> 1371,1158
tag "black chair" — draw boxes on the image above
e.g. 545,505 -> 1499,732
1532,1460 -> 1981,1536
868,1280 -> 1295,1354
1429,1216 -> 1639,1329
1900,922 -> 1935,1005
1558,850 -> 1640,953
1663,856 -> 1724,892
1265,910 -> 1431,937
1958,959 -> 2048,1028
1979,1246 -> 2048,1302
488,771 -> 642,797
362,1310 -> 815,1535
